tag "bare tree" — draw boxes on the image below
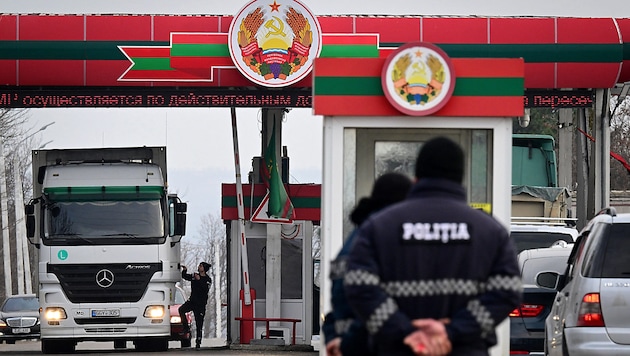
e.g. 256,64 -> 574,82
610,95 -> 630,190
180,212 -> 228,341
0,108 -> 32,300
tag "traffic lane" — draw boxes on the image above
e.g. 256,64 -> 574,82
1,340 -> 318,356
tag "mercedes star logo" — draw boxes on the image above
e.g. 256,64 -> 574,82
96,269 -> 114,288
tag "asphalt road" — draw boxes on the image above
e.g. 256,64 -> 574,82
0,340 -> 319,356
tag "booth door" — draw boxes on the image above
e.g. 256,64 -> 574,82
343,128 -> 493,239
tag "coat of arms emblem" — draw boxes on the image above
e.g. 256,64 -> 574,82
229,0 -> 322,87
381,42 -> 455,116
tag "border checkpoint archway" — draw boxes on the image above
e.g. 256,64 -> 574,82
2,1 -> 630,354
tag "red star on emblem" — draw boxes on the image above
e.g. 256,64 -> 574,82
269,0 -> 281,12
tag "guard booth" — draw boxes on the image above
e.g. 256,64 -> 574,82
222,180 -> 321,346
315,43 -> 524,356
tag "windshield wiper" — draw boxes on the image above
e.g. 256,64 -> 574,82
103,233 -> 139,237
49,233 -> 94,245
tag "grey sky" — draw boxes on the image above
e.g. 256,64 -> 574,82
6,1 -> 630,238
3,0 -> 630,16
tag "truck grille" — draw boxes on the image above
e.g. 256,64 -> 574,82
47,263 -> 162,303
85,327 -> 127,334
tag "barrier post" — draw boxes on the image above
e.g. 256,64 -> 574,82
239,288 -> 256,343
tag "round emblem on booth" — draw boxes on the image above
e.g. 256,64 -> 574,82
381,42 -> 455,116
228,0 -> 322,88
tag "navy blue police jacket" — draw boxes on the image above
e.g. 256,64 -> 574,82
344,178 -> 522,356
322,228 -> 373,356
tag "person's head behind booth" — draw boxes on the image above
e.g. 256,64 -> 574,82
199,262 -> 211,274
415,136 -> 465,184
350,172 -> 413,226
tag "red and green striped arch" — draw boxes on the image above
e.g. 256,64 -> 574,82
0,14 -> 629,88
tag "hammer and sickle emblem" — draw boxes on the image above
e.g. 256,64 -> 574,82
265,16 -> 286,37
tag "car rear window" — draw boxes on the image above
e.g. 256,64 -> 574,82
521,255 -> 570,284
511,231 -> 575,253
600,224 -> 630,278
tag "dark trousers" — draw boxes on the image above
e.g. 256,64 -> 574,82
179,300 -> 206,342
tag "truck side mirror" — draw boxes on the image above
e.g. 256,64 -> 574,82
174,202 -> 187,237
169,197 -> 187,245
25,203 -> 39,247
25,204 -> 35,238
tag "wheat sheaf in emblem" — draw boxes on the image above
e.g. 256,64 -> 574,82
391,52 -> 446,106
236,5 -> 313,81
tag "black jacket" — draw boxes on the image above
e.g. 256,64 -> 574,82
322,228 -> 373,356
344,178 -> 522,356
182,270 -> 211,306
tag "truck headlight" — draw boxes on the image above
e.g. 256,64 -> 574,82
144,305 -> 165,319
44,307 -> 67,321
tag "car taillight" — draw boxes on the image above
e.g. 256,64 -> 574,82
577,293 -> 605,327
509,304 -> 544,317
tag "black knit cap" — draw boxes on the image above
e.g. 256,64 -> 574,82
350,172 -> 412,225
415,136 -> 464,183
200,262 -> 211,273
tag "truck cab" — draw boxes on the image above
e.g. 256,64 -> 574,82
25,147 -> 186,354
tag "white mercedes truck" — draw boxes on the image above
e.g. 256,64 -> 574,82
25,146 -> 187,354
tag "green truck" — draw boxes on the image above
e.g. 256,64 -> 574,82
511,134 -> 571,220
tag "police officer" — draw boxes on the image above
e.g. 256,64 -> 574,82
344,136 -> 522,355
323,172 -> 412,356
179,262 -> 212,349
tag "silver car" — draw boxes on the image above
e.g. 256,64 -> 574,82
511,244 -> 573,355
537,208 -> 630,355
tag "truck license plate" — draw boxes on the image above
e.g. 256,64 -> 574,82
91,309 -> 120,317
12,327 -> 30,334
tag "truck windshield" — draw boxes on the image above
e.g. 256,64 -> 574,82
45,200 -> 164,239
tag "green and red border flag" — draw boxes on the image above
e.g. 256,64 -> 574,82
119,33 -> 233,81
258,122 -> 294,221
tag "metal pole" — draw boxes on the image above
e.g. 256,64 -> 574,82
14,158 -> 32,294
0,143 -> 13,296
22,226 -> 32,294
230,107 -> 252,305
576,108 -> 589,230
214,246 -> 221,337
13,161 -> 24,294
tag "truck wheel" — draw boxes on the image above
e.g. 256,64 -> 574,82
42,340 -> 76,354
155,337 -> 169,351
135,338 -> 169,352
134,340 -> 150,352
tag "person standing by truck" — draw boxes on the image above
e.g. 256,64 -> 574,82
179,262 -> 212,349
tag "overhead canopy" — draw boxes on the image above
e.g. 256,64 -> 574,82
0,14 -> 629,89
